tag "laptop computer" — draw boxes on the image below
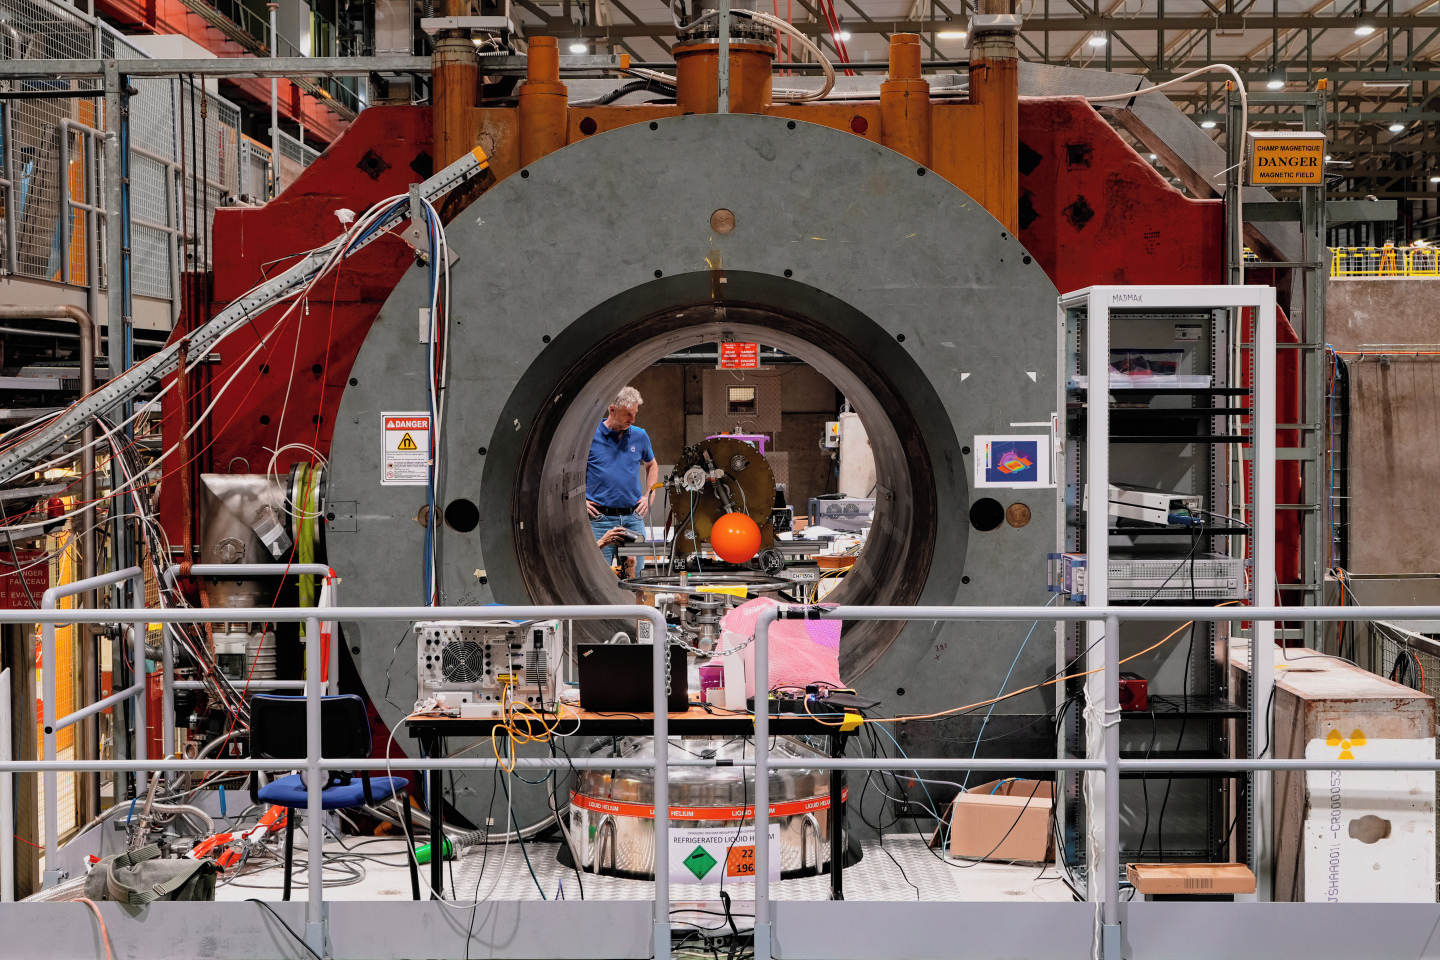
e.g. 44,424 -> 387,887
577,643 -> 690,713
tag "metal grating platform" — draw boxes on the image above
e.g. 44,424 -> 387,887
454,835 -> 1075,904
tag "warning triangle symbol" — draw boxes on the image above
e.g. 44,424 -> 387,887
397,433 -> 418,451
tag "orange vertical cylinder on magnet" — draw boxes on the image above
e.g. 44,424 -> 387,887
674,42 -> 775,115
432,35 -> 480,170
969,34 -> 1019,234
519,37 -> 569,166
880,34 -> 932,167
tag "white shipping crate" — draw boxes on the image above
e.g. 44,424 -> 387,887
1233,646 -> 1437,901
1303,735 -> 1436,901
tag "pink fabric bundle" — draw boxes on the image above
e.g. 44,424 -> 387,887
720,597 -> 843,698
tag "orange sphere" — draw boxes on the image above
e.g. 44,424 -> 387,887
710,512 -> 761,563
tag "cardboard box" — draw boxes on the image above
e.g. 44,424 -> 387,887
946,779 -> 1054,863
1126,863 -> 1256,896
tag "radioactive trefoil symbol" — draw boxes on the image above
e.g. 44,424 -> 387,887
1327,728 -> 1367,760
683,845 -> 718,880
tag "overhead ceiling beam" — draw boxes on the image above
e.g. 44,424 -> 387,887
533,15 -> 1440,39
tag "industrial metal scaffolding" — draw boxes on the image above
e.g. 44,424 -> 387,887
0,0 -> 323,329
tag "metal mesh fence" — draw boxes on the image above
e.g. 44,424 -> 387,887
238,136 -> 272,202
58,113 -> 100,287
276,129 -> 318,193
0,0 -> 100,281
128,141 -> 174,300
175,79 -> 242,272
1,6 -> 250,304
107,30 -> 176,301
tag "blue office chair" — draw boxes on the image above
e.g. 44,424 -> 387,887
247,694 -> 420,900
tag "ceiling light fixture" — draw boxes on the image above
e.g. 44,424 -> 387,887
569,40 -> 587,53
1088,31 -> 1108,47
1389,121 -> 1407,133
1200,116 -> 1218,129
937,30 -> 967,38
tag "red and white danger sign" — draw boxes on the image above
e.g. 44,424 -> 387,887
718,342 -> 760,369
382,412 -> 430,486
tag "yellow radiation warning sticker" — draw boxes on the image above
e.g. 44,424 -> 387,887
382,412 -> 430,486
1326,727 -> 1366,760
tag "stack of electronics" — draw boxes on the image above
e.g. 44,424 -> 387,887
1048,548 -> 1246,602
1108,483 -> 1202,528
808,496 -> 875,532
415,620 -> 563,718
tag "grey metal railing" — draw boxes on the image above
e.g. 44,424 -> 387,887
0,102 -> 16,276
751,602 -> 1440,960
0,666 -> 11,902
0,600 -> 667,958
57,118 -> 100,289
39,566 -> 143,886
5,599 -> 1440,959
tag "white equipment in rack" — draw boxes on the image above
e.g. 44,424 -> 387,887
1049,550 -> 1246,602
416,619 -> 563,718
1108,483 -> 1202,527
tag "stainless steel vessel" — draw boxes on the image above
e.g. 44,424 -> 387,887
620,573 -> 792,647
568,736 -> 844,879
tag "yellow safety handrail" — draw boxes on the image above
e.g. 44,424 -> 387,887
1330,244 -> 1440,277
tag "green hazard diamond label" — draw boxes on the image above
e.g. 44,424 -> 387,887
682,845 -> 718,880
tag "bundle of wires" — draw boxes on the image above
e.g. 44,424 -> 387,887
0,186 -> 456,745
1389,643 -> 1426,692
416,194 -> 451,605
490,680 -> 578,773
0,184 -> 447,538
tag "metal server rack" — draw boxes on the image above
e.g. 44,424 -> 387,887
1057,293 -> 1256,884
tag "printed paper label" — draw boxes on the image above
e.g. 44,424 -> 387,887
973,434 -> 1053,488
668,824 -> 780,885
382,412 -> 431,486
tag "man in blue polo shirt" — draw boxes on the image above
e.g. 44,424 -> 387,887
587,385 -> 658,573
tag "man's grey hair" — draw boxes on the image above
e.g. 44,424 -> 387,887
613,386 -> 643,409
